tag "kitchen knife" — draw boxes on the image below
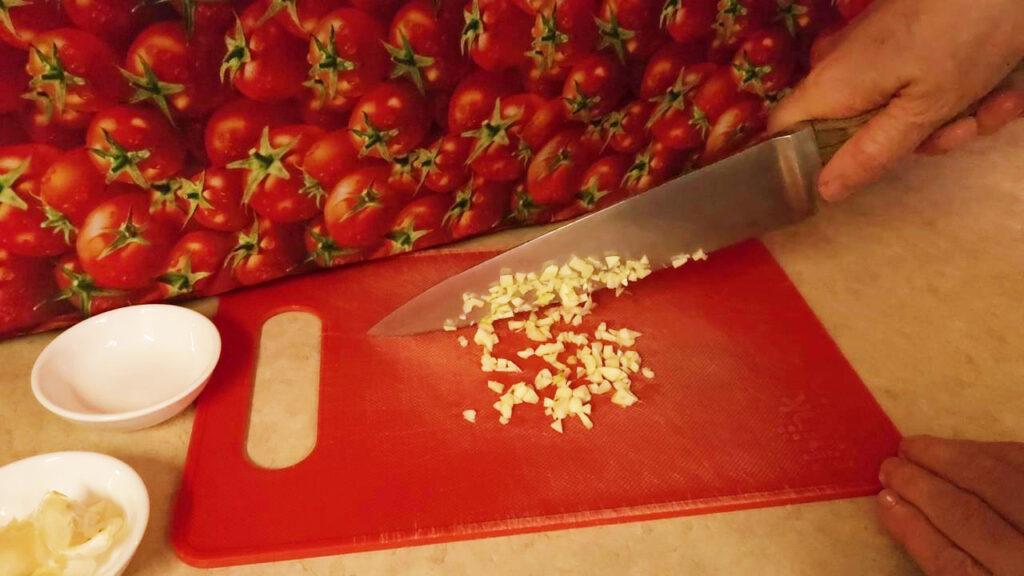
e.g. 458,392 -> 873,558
368,116 -> 867,337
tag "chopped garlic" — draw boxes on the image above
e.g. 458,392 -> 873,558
443,320 -> 456,331
692,249 -> 707,261
671,254 -> 690,268
611,388 -> 638,407
487,381 -> 505,394
457,336 -> 468,347
462,410 -> 477,423
550,419 -> 564,433
641,367 -> 655,379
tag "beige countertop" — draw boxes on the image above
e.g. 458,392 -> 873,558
2,123 -> 1022,575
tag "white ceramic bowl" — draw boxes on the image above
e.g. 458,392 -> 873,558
0,452 -> 149,576
31,304 -> 221,431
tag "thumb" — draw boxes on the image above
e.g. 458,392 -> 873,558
818,95 -> 950,201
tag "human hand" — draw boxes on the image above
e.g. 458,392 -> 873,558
768,0 -> 1024,201
877,435 -> 1024,575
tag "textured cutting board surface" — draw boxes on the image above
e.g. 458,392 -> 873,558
172,241 -> 900,567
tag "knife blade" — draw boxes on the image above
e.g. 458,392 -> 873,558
369,124 -> 827,337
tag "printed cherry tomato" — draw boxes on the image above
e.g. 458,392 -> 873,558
226,215 -> 305,285
298,89 -> 354,129
63,0 -> 162,48
221,2 -> 307,103
53,254 -> 134,317
387,0 -> 465,93
167,0 -> 236,41
606,99 -> 653,154
595,0 -> 664,63
650,101 -> 708,151
0,248 -> 58,336
708,0 -> 773,62
156,230 -> 237,298
464,93 -> 545,182
85,105 -> 185,188
731,26 -> 796,96
462,0 -> 533,71
562,52 -> 626,122
204,98 -> 297,166
25,29 -> 126,129
0,44 -> 26,115
146,175 -> 207,231
0,144 -> 70,257
700,98 -> 765,165
577,152 -> 628,209
304,215 -> 362,268
302,129 -> 361,193
226,124 -> 326,223
18,101 -> 83,149
527,0 -> 597,73
251,0 -> 340,39
660,0 -> 716,43
526,127 -> 596,206
774,0 -> 836,37
622,138 -> 689,195
0,0 -> 66,49
76,193 -> 177,289
348,0 -> 404,17
809,20 -> 843,67
835,0 -> 872,21
520,97 -> 568,151
40,148 -> 119,226
444,176 -> 510,239
639,42 -> 703,99
508,182 -> 552,225
512,0 -> 551,13
690,65 -> 744,123
413,134 -> 469,194
378,192 -> 451,254
307,7 -> 388,107
324,165 -> 407,249
123,21 -> 228,122
348,81 -> 429,160
523,58 -> 569,98
447,70 -> 520,134
191,167 -> 253,232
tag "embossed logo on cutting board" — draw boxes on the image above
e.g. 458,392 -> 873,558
777,394 -> 856,471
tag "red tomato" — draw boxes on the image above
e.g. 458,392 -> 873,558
304,215 -> 362,268
464,93 -> 545,182
577,153 -> 628,208
204,98 -> 296,166
561,52 -> 626,122
18,101 -> 83,149
379,192 -> 451,254
595,0 -> 664,62
462,0 -> 533,71
650,101 -> 708,151
226,124 -> 326,223
512,0 -> 552,13
40,148 -> 118,226
167,0 -> 236,41
124,22 -> 228,121
298,89 -> 354,129
622,138 -> 689,195
251,0 -> 340,39
523,57 -> 569,98
774,0 -> 836,37
63,0 -> 161,48
639,42 -> 703,99
0,115 -> 28,147
76,193 -> 177,289
447,70 -> 519,134
444,176 -> 510,239
387,0 -> 465,93
386,151 -> 422,196
25,29 -> 126,129
508,182 -> 552,225
348,81 -> 429,160
527,0 -> 597,72
157,230 -> 236,298
302,129 -> 361,192
0,44 -> 26,115
520,97 -> 568,151
324,165 -> 407,249
708,0 -> 773,62
348,0 -> 404,17
835,0 -> 872,21
414,135 -> 470,194
308,8 -> 388,105
660,0 -> 716,43
226,216 -> 305,285
690,65 -> 744,123
731,27 -> 796,95
147,176 -> 204,231
222,2 -> 307,102
526,127 -> 596,206
0,144 -> 70,257
85,105 -> 185,188
700,98 -> 766,165
0,248 -> 58,336
53,254 -> 134,317
606,99 -> 653,154
191,167 -> 252,232
0,0 -> 66,49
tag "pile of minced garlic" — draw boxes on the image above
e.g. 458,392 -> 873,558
448,250 -> 706,433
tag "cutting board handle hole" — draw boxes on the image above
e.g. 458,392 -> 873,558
246,311 -> 322,470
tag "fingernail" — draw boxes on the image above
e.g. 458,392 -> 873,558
818,176 -> 845,201
878,489 -> 899,508
878,467 -> 888,485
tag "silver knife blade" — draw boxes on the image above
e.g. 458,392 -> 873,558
369,126 -> 822,337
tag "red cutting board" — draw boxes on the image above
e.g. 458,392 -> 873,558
172,240 -> 901,567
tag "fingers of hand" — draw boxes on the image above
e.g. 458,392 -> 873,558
918,118 -> 980,156
767,59 -> 893,135
900,436 -> 1024,532
976,88 -> 1024,135
876,489 -> 991,576
817,97 -> 945,201
880,456 -> 1024,575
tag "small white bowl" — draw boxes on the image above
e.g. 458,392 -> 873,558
0,451 -> 149,576
31,304 -> 221,431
